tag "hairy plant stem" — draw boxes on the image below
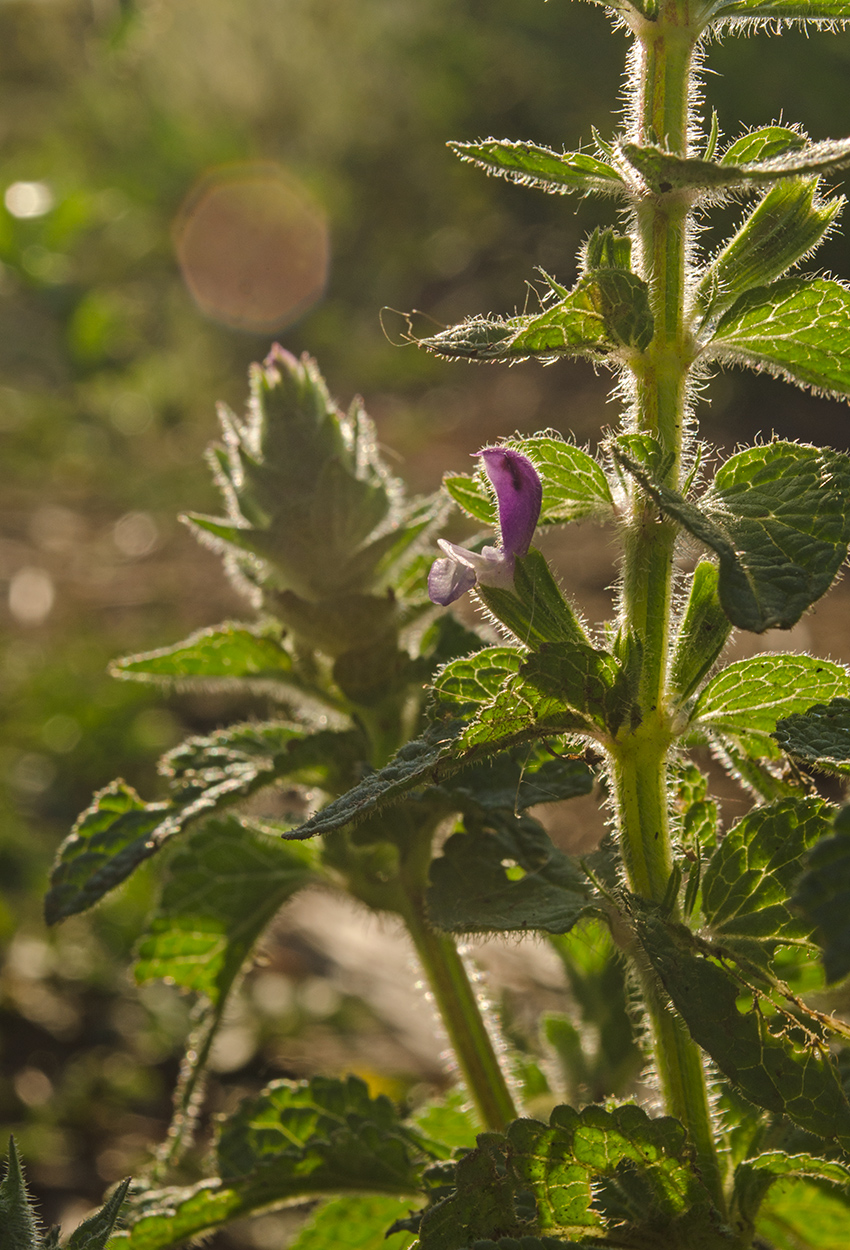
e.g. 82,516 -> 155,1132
612,4 -> 727,1212
401,890 -> 518,1132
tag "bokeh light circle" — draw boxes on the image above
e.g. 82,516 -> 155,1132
174,163 -> 330,333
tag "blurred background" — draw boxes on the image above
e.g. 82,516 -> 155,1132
2,0 -> 850,1242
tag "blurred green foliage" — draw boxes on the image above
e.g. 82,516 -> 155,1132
1,0 -> 850,1238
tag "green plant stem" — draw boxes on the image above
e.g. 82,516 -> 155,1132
401,891 -> 518,1132
612,5 -> 727,1213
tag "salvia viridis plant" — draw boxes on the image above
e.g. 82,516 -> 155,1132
38,1 -> 850,1247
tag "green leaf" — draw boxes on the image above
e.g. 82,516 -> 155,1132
632,903 -> 850,1148
444,435 -> 612,529
134,817 -> 319,1002
47,725 -> 359,922
449,138 -> 624,197
708,278 -> 850,399
710,1 -> 850,23
700,796 -> 834,968
289,1195 -> 419,1250
0,1139 -> 39,1250
756,1177 -> 850,1250
792,808 -> 850,984
412,1090 -> 482,1156
616,441 -> 850,633
287,719 -> 466,840
110,622 -> 294,687
217,1075 -> 425,1195
669,561 -> 732,700
622,136 -> 850,193
774,698 -> 850,775
67,1178 -> 132,1250
427,811 -> 590,935
519,639 -> 631,737
434,648 -> 524,717
419,270 -> 652,363
694,181 -> 843,327
475,549 -> 590,650
419,1135 -> 529,1250
692,656 -> 850,758
721,126 -> 807,166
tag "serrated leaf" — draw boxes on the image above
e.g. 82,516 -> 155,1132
427,810 -> 590,935
734,1150 -> 850,1234
692,655 -> 850,757
103,1181 -> 243,1249
709,278 -> 850,398
444,436 -> 612,529
701,796 -> 833,968
711,1 -> 850,22
47,725 -> 359,922
774,697 -> 850,775
476,549 -> 590,650
520,639 -> 630,737
434,648 -> 524,717
792,808 -> 850,984
721,126 -> 806,166
289,1195 -> 418,1250
67,1178 -> 132,1250
449,139 -> 624,197
632,903 -> 850,1148
110,622 -> 293,687
217,1075 -> 425,1194
617,441 -> 850,633
134,817 -> 319,1002
420,270 -> 652,364
694,181 -> 843,328
669,561 -> 732,699
0,1139 -> 39,1250
622,136 -> 850,193
427,1104 -> 722,1248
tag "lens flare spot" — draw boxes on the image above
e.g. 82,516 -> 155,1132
174,163 -> 330,332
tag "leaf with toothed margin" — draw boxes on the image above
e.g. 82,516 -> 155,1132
693,180 -> 843,328
420,270 -> 652,364
66,1177 -> 132,1249
0,1138 -> 40,1250
707,278 -> 850,399
710,0 -> 850,21
793,808 -> 850,985
692,656 -> 850,759
621,136 -> 850,194
631,900 -> 850,1150
134,816 -> 320,1003
427,809 -> 591,935
721,126 -> 807,166
700,796 -> 834,970
774,698 -> 850,775
733,1150 -> 850,1244
449,138 -> 624,197
615,441 -> 850,633
110,621 -> 295,688
46,725 -> 361,922
109,1078 -> 430,1250
444,435 -> 613,529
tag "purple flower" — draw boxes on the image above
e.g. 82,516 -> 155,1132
429,447 -> 543,606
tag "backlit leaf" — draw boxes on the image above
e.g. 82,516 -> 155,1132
622,136 -> 850,193
701,796 -> 833,968
449,138 -> 624,197
47,725 -> 359,921
632,902 -> 850,1148
134,817 -> 320,1002
110,622 -> 294,687
288,1195 -> 418,1250
692,655 -> 850,757
616,441 -> 850,632
709,278 -> 850,399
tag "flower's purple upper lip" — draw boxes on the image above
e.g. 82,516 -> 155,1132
428,447 -> 542,607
